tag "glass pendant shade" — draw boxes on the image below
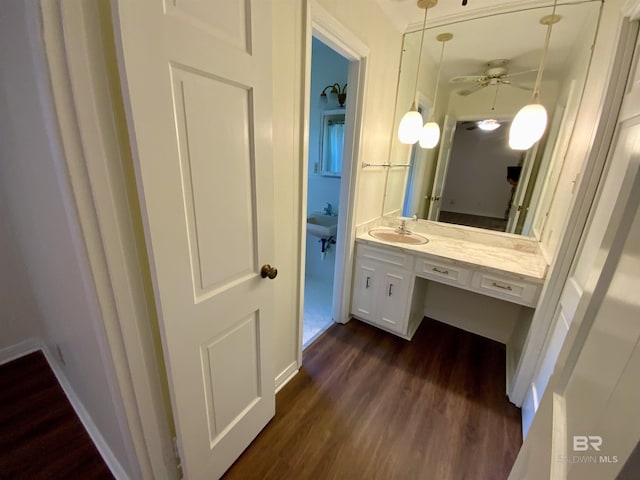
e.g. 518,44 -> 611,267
509,103 -> 548,150
398,110 -> 423,144
419,121 -> 440,148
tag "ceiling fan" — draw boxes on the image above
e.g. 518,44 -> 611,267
449,59 -> 537,96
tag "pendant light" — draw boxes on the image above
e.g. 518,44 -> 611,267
398,0 -> 437,144
509,1 -> 561,150
419,32 -> 452,148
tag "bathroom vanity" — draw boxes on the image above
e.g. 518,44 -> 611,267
350,218 -> 548,386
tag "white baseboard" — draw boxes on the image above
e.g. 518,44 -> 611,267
0,340 -> 129,480
40,346 -> 130,480
521,383 -> 537,440
0,337 -> 44,365
275,361 -> 299,394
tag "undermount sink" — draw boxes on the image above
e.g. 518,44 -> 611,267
307,213 -> 338,238
368,228 -> 428,245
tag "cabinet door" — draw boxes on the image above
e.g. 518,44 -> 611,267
377,268 -> 411,335
352,260 -> 378,322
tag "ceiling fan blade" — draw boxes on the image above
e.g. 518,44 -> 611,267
456,84 -> 485,96
449,75 -> 486,84
502,68 -> 538,79
501,80 -> 533,91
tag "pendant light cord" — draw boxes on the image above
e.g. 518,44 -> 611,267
411,6 -> 430,107
532,0 -> 559,101
430,39 -> 447,119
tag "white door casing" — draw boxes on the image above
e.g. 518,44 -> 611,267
113,1 -> 275,478
427,115 -> 456,220
522,81 -> 575,237
510,21 -> 640,477
521,20 -> 640,437
506,143 -> 539,233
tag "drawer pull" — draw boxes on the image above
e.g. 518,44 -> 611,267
432,267 -> 449,275
492,282 -> 513,291
366,276 -> 370,289
388,283 -> 393,296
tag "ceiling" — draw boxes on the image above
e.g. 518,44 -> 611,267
374,0 -> 586,32
396,1 -> 601,87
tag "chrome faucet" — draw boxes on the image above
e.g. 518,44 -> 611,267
397,219 -> 411,235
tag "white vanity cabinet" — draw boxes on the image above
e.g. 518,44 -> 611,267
351,244 -> 423,338
351,233 -> 546,341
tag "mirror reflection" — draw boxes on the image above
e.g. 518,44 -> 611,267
384,1 -> 602,236
319,110 -> 345,177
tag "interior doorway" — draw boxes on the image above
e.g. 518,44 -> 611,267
297,9 -> 369,360
302,38 -> 349,348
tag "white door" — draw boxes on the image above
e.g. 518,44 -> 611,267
113,2 -> 275,478
505,143 -> 539,233
427,115 -> 457,220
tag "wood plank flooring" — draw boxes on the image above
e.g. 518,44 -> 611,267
224,318 -> 522,480
439,211 -> 508,232
0,351 -> 113,479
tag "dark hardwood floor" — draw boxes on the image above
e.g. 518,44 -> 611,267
0,351 -> 113,479
439,211 -> 508,232
224,318 -> 522,480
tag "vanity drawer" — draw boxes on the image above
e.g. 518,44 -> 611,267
356,244 -> 414,270
470,271 -> 541,307
415,257 -> 471,287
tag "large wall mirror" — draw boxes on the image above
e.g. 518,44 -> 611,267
383,1 -> 602,237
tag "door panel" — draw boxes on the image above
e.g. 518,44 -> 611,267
378,270 -> 410,334
167,0 -> 249,51
353,261 -> 377,321
114,1 -> 274,478
172,67 -> 257,294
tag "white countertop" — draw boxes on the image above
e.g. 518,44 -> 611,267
356,227 -> 548,282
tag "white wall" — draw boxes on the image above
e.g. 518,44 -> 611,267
0,1 -> 137,476
271,0 -> 402,377
441,123 -> 520,218
0,194 -> 44,348
385,34 -> 441,218
316,1 -> 404,226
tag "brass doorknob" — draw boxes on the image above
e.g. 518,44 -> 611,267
260,264 -> 278,279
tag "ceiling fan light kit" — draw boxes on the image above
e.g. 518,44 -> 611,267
508,1 -> 561,150
477,119 -> 501,131
450,59 -> 536,97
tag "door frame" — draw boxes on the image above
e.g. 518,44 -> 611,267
297,1 -> 369,362
510,0 -> 640,406
40,1 -> 178,478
